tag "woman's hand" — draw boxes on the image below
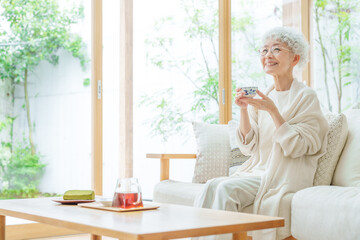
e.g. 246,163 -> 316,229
242,90 -> 285,128
234,88 -> 248,109
241,90 -> 277,113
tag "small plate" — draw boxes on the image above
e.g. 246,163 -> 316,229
52,197 -> 95,205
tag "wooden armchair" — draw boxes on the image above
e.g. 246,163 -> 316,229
146,153 -> 197,181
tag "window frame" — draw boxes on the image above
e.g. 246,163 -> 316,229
91,0 -> 311,197
92,0 -> 103,195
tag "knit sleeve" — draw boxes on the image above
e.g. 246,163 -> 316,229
272,92 -> 329,158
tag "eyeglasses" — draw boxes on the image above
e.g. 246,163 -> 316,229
258,46 -> 291,56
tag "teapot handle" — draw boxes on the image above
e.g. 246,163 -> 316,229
135,183 -> 142,204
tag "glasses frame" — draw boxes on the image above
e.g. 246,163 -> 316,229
258,46 -> 291,57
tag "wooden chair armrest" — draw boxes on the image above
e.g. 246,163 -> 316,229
146,153 -> 197,181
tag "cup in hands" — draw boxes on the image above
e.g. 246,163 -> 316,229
238,86 -> 258,98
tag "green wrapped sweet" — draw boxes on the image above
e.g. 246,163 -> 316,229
63,190 -> 95,200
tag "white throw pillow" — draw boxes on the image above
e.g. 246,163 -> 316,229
313,113 -> 348,186
192,122 -> 230,183
332,109 -> 360,186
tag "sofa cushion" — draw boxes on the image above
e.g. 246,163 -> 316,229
229,148 -> 249,167
153,180 -> 204,206
332,109 -> 360,186
313,113 -> 348,186
291,186 -> 360,240
192,122 -> 230,183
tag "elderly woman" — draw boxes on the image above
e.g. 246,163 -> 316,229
194,27 -> 329,240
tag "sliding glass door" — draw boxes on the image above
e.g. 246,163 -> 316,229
133,0 -> 219,199
312,0 -> 360,113
0,0 -> 92,198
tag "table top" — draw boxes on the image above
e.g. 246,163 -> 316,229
0,198 -> 284,239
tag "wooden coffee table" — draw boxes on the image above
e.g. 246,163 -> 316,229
0,198 -> 284,240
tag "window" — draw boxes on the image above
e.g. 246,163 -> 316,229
312,0 -> 360,112
133,0 -> 219,199
0,0 -> 92,198
0,0 -> 311,202
231,0 -> 282,119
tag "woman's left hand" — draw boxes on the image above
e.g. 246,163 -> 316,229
241,90 -> 277,114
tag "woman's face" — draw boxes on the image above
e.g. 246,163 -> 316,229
259,40 -> 296,77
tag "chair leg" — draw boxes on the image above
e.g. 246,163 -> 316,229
91,234 -> 101,240
233,232 -> 247,240
0,215 -> 5,240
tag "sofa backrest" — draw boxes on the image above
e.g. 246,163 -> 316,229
332,109 -> 360,187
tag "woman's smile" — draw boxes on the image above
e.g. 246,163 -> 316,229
265,61 -> 278,66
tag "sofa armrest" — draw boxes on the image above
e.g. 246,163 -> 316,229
291,186 -> 360,240
146,154 -> 197,181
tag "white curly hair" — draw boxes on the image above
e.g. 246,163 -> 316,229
261,26 -> 309,72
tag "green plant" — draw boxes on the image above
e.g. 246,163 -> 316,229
142,0 -> 276,141
141,0 -> 220,142
3,139 -> 45,190
0,0 -> 89,197
0,188 -> 59,199
0,0 -> 88,155
0,188 -> 40,199
314,0 -> 360,112
0,117 -> 45,195
0,116 -> 14,180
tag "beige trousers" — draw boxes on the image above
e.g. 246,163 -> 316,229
193,176 -> 261,240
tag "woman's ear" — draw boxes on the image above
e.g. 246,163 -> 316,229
291,54 -> 300,67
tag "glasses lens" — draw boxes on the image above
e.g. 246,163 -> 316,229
272,47 -> 280,55
259,48 -> 268,56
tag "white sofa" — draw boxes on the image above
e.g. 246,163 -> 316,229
148,109 -> 360,240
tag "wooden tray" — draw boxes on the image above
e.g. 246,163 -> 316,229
78,202 -> 160,212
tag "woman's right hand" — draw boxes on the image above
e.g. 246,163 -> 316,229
235,88 -> 248,109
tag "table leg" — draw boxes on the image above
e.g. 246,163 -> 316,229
91,234 -> 101,240
233,231 -> 247,240
0,215 -> 5,240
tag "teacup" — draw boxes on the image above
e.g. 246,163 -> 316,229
240,86 -> 258,98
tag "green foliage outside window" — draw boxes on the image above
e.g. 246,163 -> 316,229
0,117 -> 49,198
141,0 -> 220,142
314,0 -> 360,112
142,0 -> 279,141
4,139 -> 45,190
0,0 -> 88,198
